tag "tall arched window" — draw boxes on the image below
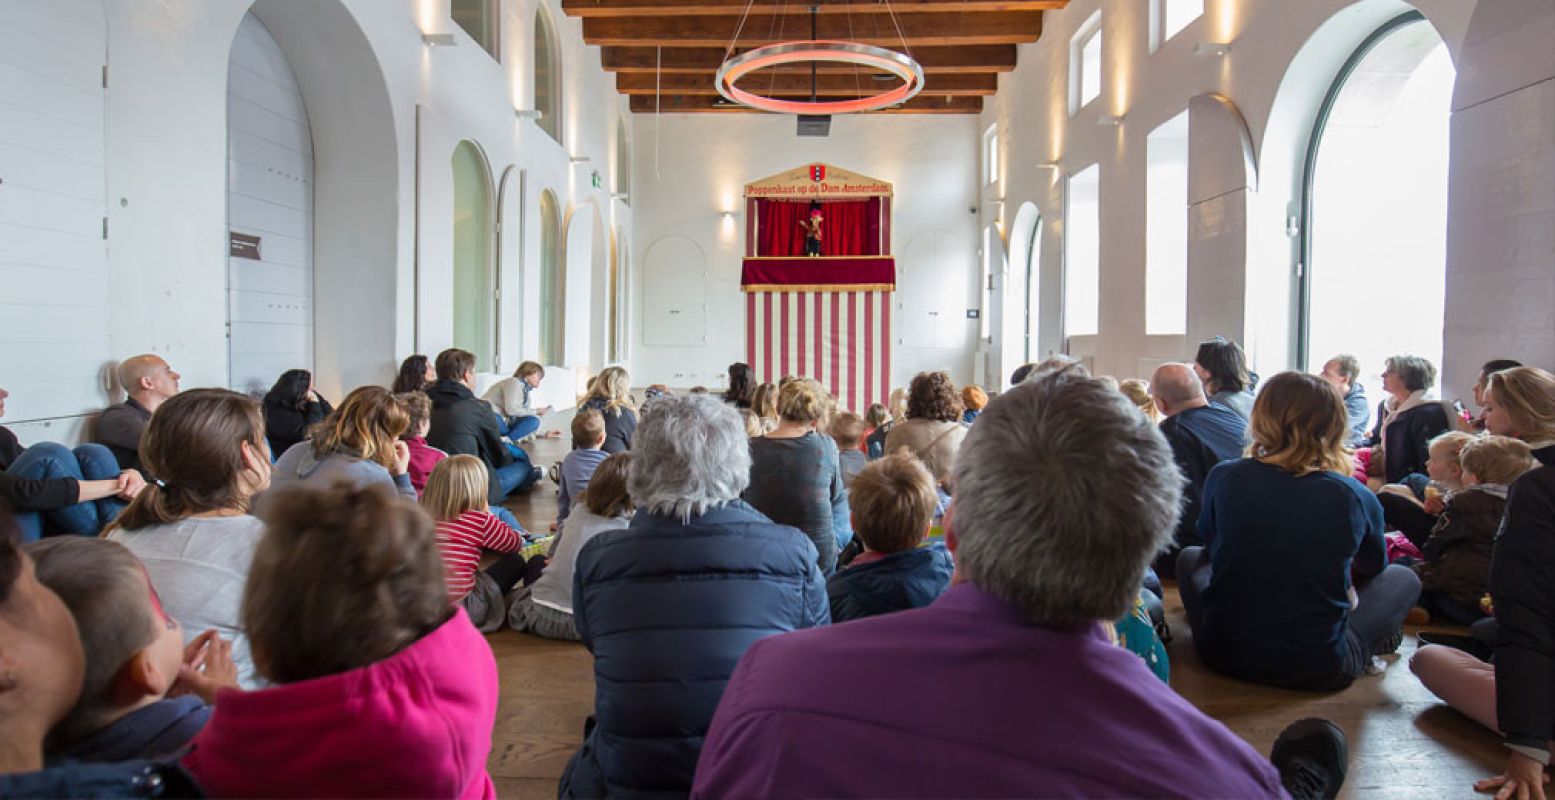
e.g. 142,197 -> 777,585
534,11 -> 561,142
452,140 -> 495,371
1300,12 -> 1453,384
539,189 -> 564,364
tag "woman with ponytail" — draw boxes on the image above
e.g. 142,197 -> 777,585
106,388 -> 271,687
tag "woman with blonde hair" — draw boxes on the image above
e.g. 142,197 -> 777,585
1481,366 -> 1555,450
1178,371 -> 1419,691
751,382 -> 780,434
269,386 -> 414,499
423,455 -> 533,632
106,388 -> 272,687
743,378 -> 850,574
579,366 -> 637,454
1119,378 -> 1159,424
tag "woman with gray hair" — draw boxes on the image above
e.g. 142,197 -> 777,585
1365,354 -> 1453,486
560,393 -> 828,798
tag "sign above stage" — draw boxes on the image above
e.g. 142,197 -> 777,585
745,163 -> 893,199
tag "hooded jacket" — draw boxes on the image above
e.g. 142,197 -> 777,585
426,380 -> 513,502
827,543 -> 953,623
267,441 -> 415,499
1490,444 -> 1555,763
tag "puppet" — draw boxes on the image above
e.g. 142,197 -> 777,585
798,207 -> 824,257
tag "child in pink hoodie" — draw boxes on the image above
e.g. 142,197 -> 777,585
183,482 -> 498,799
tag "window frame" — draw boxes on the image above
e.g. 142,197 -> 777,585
1069,11 -> 1104,116
1149,0 -> 1204,54
1063,164 -> 1101,339
533,9 -> 563,143
1145,110 -> 1189,335
983,124 -> 999,186
450,0 -> 500,61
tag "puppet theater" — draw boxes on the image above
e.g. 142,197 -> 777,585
741,163 -> 895,413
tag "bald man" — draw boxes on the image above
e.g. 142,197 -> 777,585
1149,363 -> 1247,577
94,355 -> 180,472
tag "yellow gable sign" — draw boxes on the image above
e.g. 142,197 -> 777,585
744,163 -> 893,199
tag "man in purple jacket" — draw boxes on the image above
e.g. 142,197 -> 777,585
692,365 -> 1347,799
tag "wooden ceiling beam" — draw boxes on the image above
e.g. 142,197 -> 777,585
617,72 -> 997,96
602,44 -> 1018,73
564,0 -> 1064,18
628,94 -> 983,113
582,11 -> 1043,46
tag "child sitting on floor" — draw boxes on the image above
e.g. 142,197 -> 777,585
28,537 -> 237,763
826,452 -> 952,623
182,482 -> 499,798
424,455 -> 538,633
1380,431 -> 1471,553
829,412 -> 868,486
861,403 -> 888,453
396,391 -> 445,497
556,410 -> 608,527
1409,435 -> 1537,625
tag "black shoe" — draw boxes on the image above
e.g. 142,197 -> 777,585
1271,718 -> 1348,800
1376,628 -> 1405,656
527,466 -> 543,488
1416,632 -> 1493,662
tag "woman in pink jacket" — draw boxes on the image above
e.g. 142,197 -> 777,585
183,482 -> 498,799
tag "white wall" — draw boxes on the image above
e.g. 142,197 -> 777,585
4,0 -> 632,444
630,113 -> 981,392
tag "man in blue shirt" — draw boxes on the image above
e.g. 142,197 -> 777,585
1320,355 -> 1371,447
1150,363 -> 1248,577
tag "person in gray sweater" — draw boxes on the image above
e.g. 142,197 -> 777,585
266,387 -> 414,500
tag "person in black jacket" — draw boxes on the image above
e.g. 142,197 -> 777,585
261,369 -> 333,459
0,387 -> 141,542
424,349 -> 539,503
1366,355 -> 1452,488
1149,363 -> 1248,578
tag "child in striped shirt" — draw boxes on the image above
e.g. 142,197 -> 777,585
424,455 -> 541,632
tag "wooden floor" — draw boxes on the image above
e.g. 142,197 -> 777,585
486,429 -> 1505,798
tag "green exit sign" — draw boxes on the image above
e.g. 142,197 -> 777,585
591,170 -> 603,189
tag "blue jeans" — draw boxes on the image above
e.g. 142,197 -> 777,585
9,442 -> 126,543
488,504 -> 525,533
498,414 -> 543,441
493,456 -> 538,500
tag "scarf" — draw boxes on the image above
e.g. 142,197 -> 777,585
1377,389 -> 1431,453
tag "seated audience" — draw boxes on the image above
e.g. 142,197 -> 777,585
885,371 -> 967,488
561,395 -> 827,797
427,348 -> 540,501
106,389 -> 271,688
863,388 -> 907,460
96,355 -> 181,472
182,483 -> 498,798
397,390 -> 444,496
1468,358 -> 1523,431
829,412 -> 867,486
269,386 -> 414,499
28,537 -> 235,763
961,385 -> 988,424
1149,363 -> 1247,577
424,456 -> 533,633
1319,354 -> 1371,447
861,402 -> 888,452
1411,373 -> 1555,797
1194,336 -> 1257,421
1378,431 -> 1470,549
578,366 -> 638,454
826,452 -> 950,623
509,453 -> 633,642
391,353 -> 435,395
0,511 -> 201,798
1119,377 -> 1159,424
1365,354 -> 1452,487
743,378 -> 850,574
260,369 -> 332,458
1179,372 -> 1420,691
722,362 -> 755,409
557,410 -> 609,526
694,368 -> 1341,799
1410,436 -> 1535,625
482,361 -> 554,443
751,382 -> 779,434
1115,589 -> 1171,683
1,386 -> 141,542
738,408 -> 764,437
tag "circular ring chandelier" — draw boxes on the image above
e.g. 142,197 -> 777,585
715,41 -> 925,115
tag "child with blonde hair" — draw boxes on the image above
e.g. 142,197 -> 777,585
1379,431 -> 1472,552
424,455 -> 537,632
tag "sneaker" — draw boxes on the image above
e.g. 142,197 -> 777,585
1270,718 -> 1348,800
527,466 -> 543,488
1376,627 -> 1405,656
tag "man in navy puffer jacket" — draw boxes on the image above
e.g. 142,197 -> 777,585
560,394 -> 829,798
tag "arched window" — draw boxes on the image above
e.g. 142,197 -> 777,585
534,11 -> 561,142
451,140 -> 495,371
1299,12 -> 1453,384
538,189 -> 564,364
615,117 -> 631,201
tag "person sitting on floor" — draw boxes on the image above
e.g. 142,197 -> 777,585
561,394 -> 827,797
1409,435 -> 1536,625
750,382 -> 779,435
863,389 -> 906,460
1364,354 -> 1453,488
1,386 -> 142,543
509,453 -> 633,643
961,385 -> 988,424
427,348 -> 540,502
885,372 -> 967,490
268,386 -> 415,500
1193,337 -> 1257,421
423,455 -> 534,634
1468,358 -> 1523,431
0,510 -> 201,799
260,369 -> 333,459
826,451 -> 950,623
1179,372 -> 1420,691
95,355 -> 181,473
1378,431 -> 1471,551
28,537 -> 236,763
182,482 -> 499,799
392,354 -> 435,395
693,367 -> 1345,799
1319,354 -> 1371,448
1119,378 -> 1159,424
829,412 -> 868,486
482,361 -> 554,444
556,410 -> 609,527
397,390 -> 444,497
722,362 -> 756,410
1149,363 -> 1247,577
743,378 -> 850,575
577,366 -> 638,455
860,403 -> 888,452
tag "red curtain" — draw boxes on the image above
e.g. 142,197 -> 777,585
756,199 -> 883,257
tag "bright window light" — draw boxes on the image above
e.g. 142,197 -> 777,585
1070,12 -> 1103,114
1151,0 -> 1203,52
1065,165 -> 1100,338
984,126 -> 999,185
1146,111 -> 1189,335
